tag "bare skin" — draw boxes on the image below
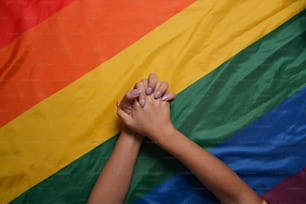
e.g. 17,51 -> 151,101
87,74 -> 175,204
87,129 -> 142,204
117,94 -> 263,204
88,73 -> 263,204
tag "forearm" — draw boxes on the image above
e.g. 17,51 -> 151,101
155,127 -> 261,204
87,130 -> 143,204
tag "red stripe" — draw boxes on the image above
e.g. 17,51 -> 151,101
0,0 -> 75,47
262,168 -> 306,204
0,0 -> 194,127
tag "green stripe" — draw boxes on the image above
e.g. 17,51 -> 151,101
11,10 -> 306,204
126,9 -> 306,203
10,135 -> 119,204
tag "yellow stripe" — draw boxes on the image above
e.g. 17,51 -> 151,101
1,0 -> 305,203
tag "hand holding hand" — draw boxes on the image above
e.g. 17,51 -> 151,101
117,95 -> 175,144
118,73 -> 176,118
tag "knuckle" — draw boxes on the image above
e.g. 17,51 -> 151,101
149,73 -> 157,78
125,92 -> 131,99
136,81 -> 142,87
137,81 -> 145,90
162,81 -> 169,87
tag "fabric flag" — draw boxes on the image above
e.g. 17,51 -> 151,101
0,0 -> 305,203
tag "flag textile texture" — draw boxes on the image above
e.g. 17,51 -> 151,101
0,1 -> 305,203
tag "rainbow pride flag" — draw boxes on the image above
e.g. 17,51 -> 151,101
1,1 -> 306,203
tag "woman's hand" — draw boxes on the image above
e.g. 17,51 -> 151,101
117,94 -> 175,144
118,73 -> 176,114
88,73 -> 175,204
117,73 -> 176,136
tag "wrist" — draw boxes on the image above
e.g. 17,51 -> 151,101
156,128 -> 192,159
149,123 -> 177,147
120,129 -> 144,145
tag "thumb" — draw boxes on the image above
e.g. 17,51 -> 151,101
119,89 -> 141,113
117,102 -> 132,125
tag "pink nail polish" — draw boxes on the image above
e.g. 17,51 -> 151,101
146,88 -> 153,95
133,89 -> 141,96
154,91 -> 161,99
140,99 -> 146,107
162,96 -> 168,101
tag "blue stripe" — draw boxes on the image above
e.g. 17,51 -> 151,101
135,86 -> 306,204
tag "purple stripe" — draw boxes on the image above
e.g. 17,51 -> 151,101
262,168 -> 306,204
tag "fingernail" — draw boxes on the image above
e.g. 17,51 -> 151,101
154,91 -> 161,99
146,88 -> 153,95
162,95 -> 168,101
133,89 -> 141,96
140,98 -> 146,107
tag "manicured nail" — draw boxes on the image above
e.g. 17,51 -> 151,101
140,98 -> 146,107
132,89 -> 141,96
154,91 -> 161,99
146,88 -> 153,95
162,95 -> 168,101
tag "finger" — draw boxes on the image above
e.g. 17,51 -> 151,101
135,80 -> 146,107
161,92 -> 176,102
119,89 -> 141,111
117,104 -> 130,124
142,79 -> 148,90
120,89 -> 140,106
132,98 -> 143,110
154,81 -> 168,99
146,73 -> 158,95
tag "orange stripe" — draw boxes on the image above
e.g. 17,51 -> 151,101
0,0 -> 75,47
0,0 -> 195,127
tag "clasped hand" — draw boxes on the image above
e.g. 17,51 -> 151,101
117,73 -> 176,143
